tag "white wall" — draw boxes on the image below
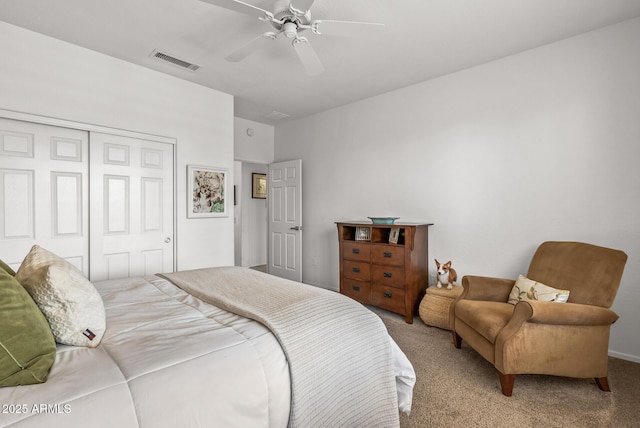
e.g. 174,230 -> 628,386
234,117 -> 275,164
231,159 -> 269,268
233,118 -> 274,267
240,163 -> 268,267
275,18 -> 640,362
0,22 -> 235,271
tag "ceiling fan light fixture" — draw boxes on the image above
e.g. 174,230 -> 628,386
283,21 -> 298,38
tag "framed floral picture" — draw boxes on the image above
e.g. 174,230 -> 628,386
188,165 -> 228,218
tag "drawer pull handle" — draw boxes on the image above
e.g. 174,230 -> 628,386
352,285 -> 360,291
352,267 -> 360,273
383,252 -> 392,258
383,292 -> 393,298
352,248 -> 360,254
383,272 -> 392,278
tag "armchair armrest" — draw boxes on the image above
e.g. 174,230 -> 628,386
461,275 -> 515,302
495,300 -> 619,377
512,300 -> 619,326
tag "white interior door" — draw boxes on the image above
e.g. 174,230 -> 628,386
268,159 -> 302,282
89,132 -> 174,280
0,118 -> 88,274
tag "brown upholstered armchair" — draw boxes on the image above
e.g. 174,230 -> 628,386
452,241 -> 627,396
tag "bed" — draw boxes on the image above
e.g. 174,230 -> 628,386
1,263 -> 415,428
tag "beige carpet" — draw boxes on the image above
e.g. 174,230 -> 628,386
373,307 -> 640,428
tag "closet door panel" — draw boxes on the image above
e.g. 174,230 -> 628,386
52,172 -> 83,236
0,118 -> 88,274
1,169 -> 33,239
90,132 -> 174,281
105,175 -> 130,234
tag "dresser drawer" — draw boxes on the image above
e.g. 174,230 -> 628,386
343,260 -> 371,281
371,265 -> 405,288
371,284 -> 405,314
343,241 -> 371,262
340,278 -> 371,304
371,245 -> 404,267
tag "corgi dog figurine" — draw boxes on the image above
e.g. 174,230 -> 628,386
435,259 -> 457,290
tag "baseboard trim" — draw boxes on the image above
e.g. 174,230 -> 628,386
609,350 -> 640,363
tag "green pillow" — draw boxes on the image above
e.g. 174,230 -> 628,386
0,259 -> 16,276
0,268 -> 56,387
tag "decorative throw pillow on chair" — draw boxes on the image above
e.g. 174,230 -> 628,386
508,274 -> 570,304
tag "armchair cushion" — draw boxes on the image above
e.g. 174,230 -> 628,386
461,275 -> 515,302
455,300 -> 514,344
507,275 -> 570,305
526,241 -> 626,307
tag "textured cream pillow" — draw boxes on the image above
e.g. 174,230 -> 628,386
15,245 -> 105,347
508,274 -> 570,305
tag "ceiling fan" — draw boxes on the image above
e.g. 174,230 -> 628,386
200,0 -> 384,75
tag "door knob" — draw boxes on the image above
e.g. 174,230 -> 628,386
290,226 -> 302,231
164,237 -> 171,243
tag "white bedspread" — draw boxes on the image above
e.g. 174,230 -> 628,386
1,270 -> 414,427
161,267 -> 401,428
1,275 -> 290,427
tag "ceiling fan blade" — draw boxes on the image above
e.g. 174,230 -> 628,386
200,0 -> 274,21
311,20 -> 385,37
292,37 -> 324,76
289,0 -> 316,16
225,32 -> 278,62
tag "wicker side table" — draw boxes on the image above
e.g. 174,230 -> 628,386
418,285 -> 463,330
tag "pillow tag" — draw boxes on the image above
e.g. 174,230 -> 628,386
83,329 -> 96,341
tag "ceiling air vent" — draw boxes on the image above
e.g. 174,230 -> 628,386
150,49 -> 200,72
263,110 -> 290,121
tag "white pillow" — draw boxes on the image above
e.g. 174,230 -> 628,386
507,274 -> 570,305
15,245 -> 105,347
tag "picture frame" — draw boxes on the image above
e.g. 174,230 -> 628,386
355,227 -> 371,241
187,165 -> 228,218
252,173 -> 267,199
389,228 -> 400,244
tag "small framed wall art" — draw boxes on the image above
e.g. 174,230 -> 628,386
389,228 -> 400,244
252,173 -> 267,199
355,227 -> 371,241
188,165 -> 228,218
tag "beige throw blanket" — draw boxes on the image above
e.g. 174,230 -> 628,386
160,267 -> 399,428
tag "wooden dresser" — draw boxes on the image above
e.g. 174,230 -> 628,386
336,222 -> 432,323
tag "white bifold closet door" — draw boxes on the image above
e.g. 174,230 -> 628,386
89,133 -> 174,281
0,117 -> 174,280
0,118 -> 89,274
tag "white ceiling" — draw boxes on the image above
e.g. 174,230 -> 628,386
2,0 -> 640,124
